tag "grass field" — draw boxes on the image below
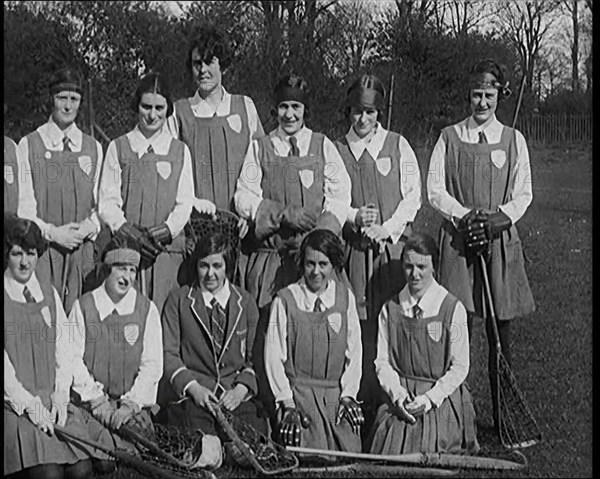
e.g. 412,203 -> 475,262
93,143 -> 593,479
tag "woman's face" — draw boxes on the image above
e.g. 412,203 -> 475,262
469,87 -> 499,125
51,90 -> 81,130
302,247 -> 334,294
105,264 -> 137,302
401,249 -> 434,299
7,245 -> 38,284
350,106 -> 378,138
277,101 -> 305,136
138,92 -> 168,138
197,252 -> 227,293
191,47 -> 222,97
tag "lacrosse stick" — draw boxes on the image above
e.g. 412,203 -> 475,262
186,209 -> 241,282
54,425 -> 216,479
287,446 -> 526,471
60,252 -> 71,305
139,267 -> 147,298
212,405 -> 299,475
293,463 -> 458,477
479,255 -> 542,449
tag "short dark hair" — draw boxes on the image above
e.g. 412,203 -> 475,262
193,232 -> 235,279
4,214 -> 47,269
402,232 -> 439,273
345,73 -> 387,121
131,71 -> 174,117
298,229 -> 345,272
49,66 -> 83,96
187,24 -> 233,74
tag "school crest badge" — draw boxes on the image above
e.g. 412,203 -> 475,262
78,155 -> 93,178
376,157 -> 392,176
299,169 -> 314,189
327,312 -> 342,334
41,306 -> 52,327
124,323 -> 139,346
4,165 -> 14,184
427,321 -> 443,342
156,161 -> 172,180
491,150 -> 507,169
227,114 -> 242,133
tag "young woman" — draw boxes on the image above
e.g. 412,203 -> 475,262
4,214 -> 93,479
63,235 -> 163,434
367,233 -> 479,455
426,59 -> 535,432
98,71 -> 194,311
234,74 -> 352,424
334,74 -> 421,427
265,229 -> 363,451
160,231 -> 267,447
168,23 -> 265,215
17,67 -> 104,314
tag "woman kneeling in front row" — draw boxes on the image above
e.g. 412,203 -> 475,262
367,232 -> 480,454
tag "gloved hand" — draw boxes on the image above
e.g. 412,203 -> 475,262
456,209 -> 488,235
280,205 -> 317,232
88,394 -> 118,429
336,396 -> 364,434
117,222 -> 163,263
355,204 -> 379,228
194,198 -> 217,216
393,393 -> 416,425
49,389 -> 70,427
483,211 -> 512,240
279,406 -> 302,446
25,395 -> 55,435
405,394 -> 432,418
148,223 -> 173,247
109,398 -> 141,430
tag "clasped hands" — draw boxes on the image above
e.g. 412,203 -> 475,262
88,395 -> 141,431
355,204 -> 389,250
394,393 -> 432,424
49,218 -> 97,250
186,382 -> 248,415
457,209 -> 512,255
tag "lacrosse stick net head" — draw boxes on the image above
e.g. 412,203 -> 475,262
214,406 -> 299,475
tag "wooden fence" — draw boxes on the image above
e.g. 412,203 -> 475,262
516,114 -> 592,146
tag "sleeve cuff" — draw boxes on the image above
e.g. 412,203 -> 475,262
171,368 -> 197,397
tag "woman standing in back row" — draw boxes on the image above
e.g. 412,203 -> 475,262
334,74 -> 421,429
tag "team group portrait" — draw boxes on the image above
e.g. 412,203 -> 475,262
3,1 -> 592,478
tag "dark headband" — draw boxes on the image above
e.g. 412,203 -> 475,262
50,82 -> 83,96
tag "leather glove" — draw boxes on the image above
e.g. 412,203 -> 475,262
405,394 -> 432,418
148,223 -> 173,247
280,205 -> 317,232
50,389 -> 70,427
25,395 -> 55,435
117,222 -> 163,263
109,398 -> 141,430
484,211 -> 512,239
336,396 -> 364,434
279,406 -> 302,447
88,394 -> 118,429
456,209 -> 488,235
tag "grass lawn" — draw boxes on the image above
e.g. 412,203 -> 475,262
93,143 -> 593,479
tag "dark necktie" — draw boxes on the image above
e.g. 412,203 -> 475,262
413,304 -> 423,320
210,298 -> 226,356
478,131 -> 488,144
289,136 -> 300,157
146,145 -> 154,154
23,285 -> 36,303
63,136 -> 72,152
313,297 -> 323,312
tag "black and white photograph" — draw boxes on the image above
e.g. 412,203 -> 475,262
3,1 -> 592,478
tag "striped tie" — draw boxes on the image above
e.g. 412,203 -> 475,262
23,285 -> 36,303
210,298 -> 226,356
63,136 -> 72,152
413,304 -> 423,320
288,136 -> 300,157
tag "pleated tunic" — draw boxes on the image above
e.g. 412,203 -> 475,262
368,293 -> 479,454
115,135 -> 187,310
4,281 -> 92,475
25,131 -> 100,314
276,284 -> 362,452
335,131 -> 412,321
175,95 -> 251,212
4,136 -> 19,214
437,126 -> 535,320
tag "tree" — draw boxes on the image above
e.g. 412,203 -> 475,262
561,0 -> 581,92
435,0 -> 495,37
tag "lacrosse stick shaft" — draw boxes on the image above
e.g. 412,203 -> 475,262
512,75 -> 526,129
293,464 -> 458,477
287,447 -> 525,470
54,426 -> 202,479
479,255 -> 502,352
61,252 -> 71,305
387,74 -> 395,130
140,268 -> 147,297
